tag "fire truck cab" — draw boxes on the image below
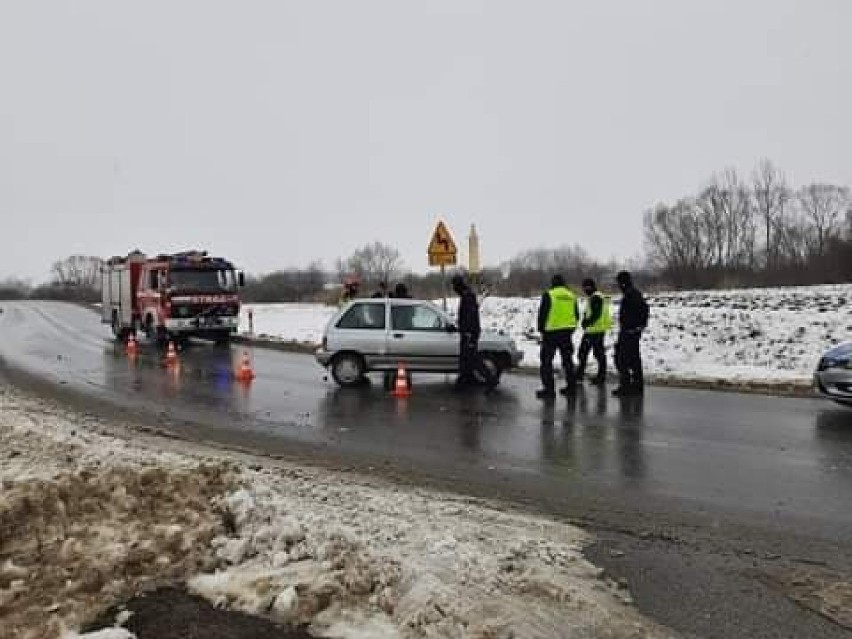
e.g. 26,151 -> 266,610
102,250 -> 244,345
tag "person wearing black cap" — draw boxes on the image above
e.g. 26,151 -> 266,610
613,271 -> 649,396
577,278 -> 612,385
535,274 -> 580,399
451,274 -> 496,390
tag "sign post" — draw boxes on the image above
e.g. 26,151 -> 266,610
427,221 -> 458,311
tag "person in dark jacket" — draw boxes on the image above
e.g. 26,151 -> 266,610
371,281 -> 389,298
536,275 -> 580,399
613,271 -> 649,396
392,282 -> 411,298
577,278 -> 611,385
451,274 -> 496,390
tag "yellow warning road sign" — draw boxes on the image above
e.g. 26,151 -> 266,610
428,221 -> 457,266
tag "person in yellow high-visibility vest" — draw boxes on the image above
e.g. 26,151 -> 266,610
536,275 -> 580,399
577,278 -> 613,386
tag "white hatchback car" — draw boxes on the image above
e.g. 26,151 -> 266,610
315,297 -> 523,387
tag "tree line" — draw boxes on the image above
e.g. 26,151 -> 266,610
643,160 -> 852,288
2,160 -> 849,303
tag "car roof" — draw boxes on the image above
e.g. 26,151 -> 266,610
347,297 -> 432,305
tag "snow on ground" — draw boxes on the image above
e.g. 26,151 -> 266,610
0,385 -> 675,639
240,284 -> 852,385
241,303 -> 336,345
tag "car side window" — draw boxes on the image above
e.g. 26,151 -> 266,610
393,304 -> 444,331
337,302 -> 386,330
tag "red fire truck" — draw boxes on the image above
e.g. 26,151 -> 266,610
101,250 -> 244,345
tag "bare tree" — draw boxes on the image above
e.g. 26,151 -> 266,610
797,184 -> 851,257
50,255 -> 103,289
501,245 -> 613,296
751,159 -> 789,268
340,242 -> 404,288
644,197 -> 721,287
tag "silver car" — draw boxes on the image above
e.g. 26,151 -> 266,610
315,297 -> 523,387
814,342 -> 852,407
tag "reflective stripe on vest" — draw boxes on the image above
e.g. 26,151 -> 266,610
545,286 -> 577,331
585,291 -> 613,334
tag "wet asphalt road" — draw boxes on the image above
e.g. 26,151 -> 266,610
2,301 -> 852,638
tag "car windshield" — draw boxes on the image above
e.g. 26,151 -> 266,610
169,269 -> 236,293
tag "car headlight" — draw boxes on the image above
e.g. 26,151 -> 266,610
819,357 -> 852,371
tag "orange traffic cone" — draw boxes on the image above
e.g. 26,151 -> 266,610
165,341 -> 178,367
125,333 -> 138,358
235,351 -> 255,382
391,362 -> 411,398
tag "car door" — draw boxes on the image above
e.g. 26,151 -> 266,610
387,301 -> 458,370
327,301 -> 389,368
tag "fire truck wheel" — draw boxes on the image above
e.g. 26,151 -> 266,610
110,313 -> 125,341
214,334 -> 231,347
143,317 -> 167,346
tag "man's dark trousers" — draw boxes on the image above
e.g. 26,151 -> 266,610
539,329 -> 575,393
615,330 -> 643,389
578,333 -> 606,381
458,333 -> 495,386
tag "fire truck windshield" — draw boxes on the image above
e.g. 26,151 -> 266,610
169,269 -> 237,293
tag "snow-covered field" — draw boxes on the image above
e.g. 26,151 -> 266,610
239,284 -> 852,385
0,385 -> 674,639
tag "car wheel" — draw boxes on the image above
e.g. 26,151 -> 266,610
144,316 -> 156,341
476,353 -> 503,384
331,353 -> 366,387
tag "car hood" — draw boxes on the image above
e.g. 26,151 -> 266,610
823,342 -> 852,360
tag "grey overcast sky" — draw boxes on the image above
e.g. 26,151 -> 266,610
1,1 -> 850,282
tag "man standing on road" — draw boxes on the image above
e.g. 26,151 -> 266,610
371,281 -> 389,298
613,271 -> 649,397
536,275 -> 579,400
577,278 -> 612,386
451,274 -> 496,391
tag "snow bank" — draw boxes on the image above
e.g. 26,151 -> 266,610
0,385 -> 675,638
240,303 -> 335,345
240,284 -> 852,384
190,471 -> 670,638
0,385 -> 234,639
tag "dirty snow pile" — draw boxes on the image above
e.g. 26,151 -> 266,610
0,384 -> 676,638
190,470 -> 675,639
240,284 -> 852,385
0,384 -> 234,639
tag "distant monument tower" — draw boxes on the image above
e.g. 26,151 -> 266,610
468,224 -> 481,274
